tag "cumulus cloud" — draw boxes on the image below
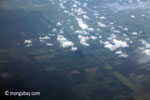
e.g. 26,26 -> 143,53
46,42 -> 53,46
106,2 -> 150,12
59,3 -> 65,9
108,34 -> 117,40
72,4 -> 78,8
71,6 -> 86,15
112,30 -> 120,33
113,39 -> 129,48
97,22 -> 107,28
87,28 -> 95,32
39,36 -> 50,42
83,15 -> 89,20
135,39 -> 150,63
24,40 -> 32,47
111,27 -> 120,33
143,49 -> 150,56
137,48 -> 150,64
57,35 -> 74,48
99,16 -> 106,19
59,29 -> 64,34
52,28 -> 57,32
24,40 -> 32,44
103,39 -> 129,51
71,47 -> 78,51
103,41 -> 116,51
131,15 -> 135,18
78,35 -> 89,46
140,39 -> 150,48
82,3 -> 88,7
115,51 -> 128,58
141,14 -> 145,17
76,17 -> 88,30
124,27 -> 128,31
62,41 -> 74,48
39,36 -> 50,40
75,30 -> 89,35
139,39 -> 150,56
130,31 -> 138,35
57,35 -> 77,51
90,36 -> 97,40
56,21 -> 63,26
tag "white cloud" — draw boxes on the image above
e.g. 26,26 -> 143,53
64,10 -> 69,13
39,36 -> 50,40
93,11 -> 99,17
103,41 -> 115,51
131,15 -> 135,18
76,17 -> 88,30
106,1 -> 150,12
87,28 -> 95,32
72,4 -> 78,8
90,36 -> 97,40
57,35 -> 74,48
141,14 -> 145,17
77,8 -> 86,15
108,34 -> 117,40
72,7 -> 86,15
24,40 -> 32,47
115,51 -> 128,58
46,42 -> 53,46
103,39 -> 129,51
70,26 -> 74,30
24,40 -> 32,44
119,54 -> 128,58
52,28 -> 57,32
83,15 -> 89,20
39,36 -> 50,42
59,30 -> 64,34
61,41 -> 74,48
139,40 -> 150,56
75,30 -> 89,35
124,27 -> 128,31
115,51 -> 123,54
99,35 -> 102,38
59,3 -> 65,9
130,31 -> 138,35
137,47 -> 150,64
56,21 -> 63,26
25,44 -> 32,47
97,22 -> 107,28
143,49 -> 150,56
78,35 -> 89,46
140,39 -> 150,48
110,22 -> 114,25
112,30 -> 120,33
71,47 -> 78,51
113,39 -> 129,48
82,3 -> 88,7
111,27 -> 120,33
99,16 -> 106,19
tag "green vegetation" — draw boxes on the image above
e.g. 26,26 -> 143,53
0,72 -> 13,79
112,72 -> 136,89
104,66 -> 113,70
133,96 -> 149,100
0,49 -> 30,63
39,66 -> 57,72
34,54 -> 55,62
